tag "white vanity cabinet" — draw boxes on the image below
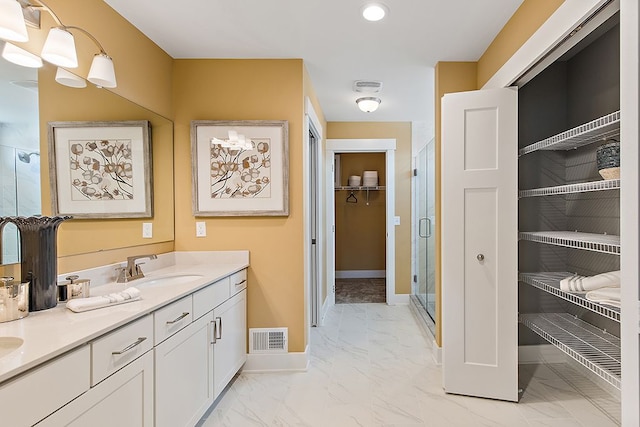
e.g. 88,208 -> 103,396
154,268 -> 248,426
36,315 -> 155,427
155,312 -> 214,427
36,351 -> 154,427
213,288 -> 247,398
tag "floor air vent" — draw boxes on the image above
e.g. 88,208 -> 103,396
249,328 -> 288,354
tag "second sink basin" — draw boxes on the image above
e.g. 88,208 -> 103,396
135,274 -> 204,288
0,337 -> 24,358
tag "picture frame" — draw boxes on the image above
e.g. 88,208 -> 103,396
48,120 -> 153,219
191,120 -> 289,216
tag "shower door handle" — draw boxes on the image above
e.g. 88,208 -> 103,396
419,217 -> 428,238
419,217 -> 432,238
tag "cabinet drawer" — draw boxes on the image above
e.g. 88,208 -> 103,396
154,296 -> 193,344
193,276 -> 229,319
229,269 -> 247,296
92,315 -> 153,386
0,346 -> 90,426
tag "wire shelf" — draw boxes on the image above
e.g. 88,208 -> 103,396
335,186 -> 386,191
519,179 -> 620,198
519,272 -> 620,322
519,313 -> 621,389
519,231 -> 620,255
519,111 -> 620,156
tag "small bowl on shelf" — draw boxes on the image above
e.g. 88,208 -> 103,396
596,140 -> 620,180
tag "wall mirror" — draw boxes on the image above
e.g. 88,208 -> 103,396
0,55 -> 174,266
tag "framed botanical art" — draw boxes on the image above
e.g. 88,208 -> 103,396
48,120 -> 153,219
191,120 -> 289,216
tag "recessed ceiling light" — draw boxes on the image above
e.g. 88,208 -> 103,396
362,3 -> 388,22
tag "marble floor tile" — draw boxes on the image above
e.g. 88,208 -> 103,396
198,303 -> 620,427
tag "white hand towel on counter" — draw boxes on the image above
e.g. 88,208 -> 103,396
559,270 -> 620,293
585,287 -> 621,308
66,287 -> 141,313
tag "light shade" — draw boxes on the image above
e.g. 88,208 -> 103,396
2,42 -> 42,68
55,67 -> 86,88
356,97 -> 381,112
0,0 -> 29,42
87,53 -> 116,88
362,3 -> 388,22
41,27 -> 78,68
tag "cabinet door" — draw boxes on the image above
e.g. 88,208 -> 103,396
155,312 -> 213,427
36,351 -> 154,427
213,289 -> 247,398
441,87 -> 518,402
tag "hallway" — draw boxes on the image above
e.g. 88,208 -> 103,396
198,304 -> 619,426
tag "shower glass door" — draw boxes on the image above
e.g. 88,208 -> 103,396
416,139 -> 436,322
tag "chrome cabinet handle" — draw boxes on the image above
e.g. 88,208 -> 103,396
234,279 -> 247,287
477,254 -> 485,262
426,217 -> 432,238
166,312 -> 189,325
211,320 -> 217,344
215,316 -> 222,340
112,337 -> 147,355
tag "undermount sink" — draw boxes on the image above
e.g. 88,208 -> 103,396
135,274 -> 204,288
0,337 -> 24,358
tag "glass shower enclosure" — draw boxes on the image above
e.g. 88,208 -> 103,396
414,139 -> 436,328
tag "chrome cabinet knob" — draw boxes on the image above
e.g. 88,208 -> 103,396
477,254 -> 485,262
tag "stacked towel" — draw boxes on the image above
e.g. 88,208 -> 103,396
66,287 -> 141,313
559,271 -> 620,293
585,287 -> 621,308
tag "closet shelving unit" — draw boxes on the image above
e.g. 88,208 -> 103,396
518,110 -> 621,390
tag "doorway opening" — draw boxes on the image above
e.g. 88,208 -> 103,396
326,138 -> 396,313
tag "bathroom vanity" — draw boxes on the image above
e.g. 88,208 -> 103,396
0,251 -> 248,426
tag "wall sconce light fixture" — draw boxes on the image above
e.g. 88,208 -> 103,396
0,0 -> 116,88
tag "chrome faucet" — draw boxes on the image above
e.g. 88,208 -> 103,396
116,254 -> 158,283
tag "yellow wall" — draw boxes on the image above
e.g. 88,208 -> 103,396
433,0 -> 565,346
326,122 -> 412,295
0,0 -> 175,279
335,153 -> 386,272
172,59 -> 307,353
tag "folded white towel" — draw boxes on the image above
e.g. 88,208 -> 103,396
66,287 -> 141,313
559,271 -> 620,293
585,287 -> 621,308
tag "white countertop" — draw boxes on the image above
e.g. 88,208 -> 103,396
0,251 -> 249,384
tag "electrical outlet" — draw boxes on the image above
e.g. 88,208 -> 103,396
142,222 -> 152,238
394,216 -> 401,225
196,221 -> 207,237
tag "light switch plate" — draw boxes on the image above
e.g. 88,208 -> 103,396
142,222 -> 152,238
394,216 -> 400,226
196,221 -> 207,237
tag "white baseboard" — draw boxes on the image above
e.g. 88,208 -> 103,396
387,293 -> 410,305
518,344 -> 567,364
335,270 -> 385,279
432,340 -> 442,365
242,346 -> 309,373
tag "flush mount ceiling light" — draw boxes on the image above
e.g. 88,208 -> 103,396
2,41 -> 42,67
0,0 -> 117,88
356,97 -> 381,113
361,3 -> 388,22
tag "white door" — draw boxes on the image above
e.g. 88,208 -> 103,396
441,87 -> 518,402
213,289 -> 247,398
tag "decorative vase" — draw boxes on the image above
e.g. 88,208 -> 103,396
0,216 -> 71,311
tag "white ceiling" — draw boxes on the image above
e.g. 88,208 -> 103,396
104,0 -> 523,123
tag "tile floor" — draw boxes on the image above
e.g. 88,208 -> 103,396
335,278 -> 386,304
198,303 -> 620,426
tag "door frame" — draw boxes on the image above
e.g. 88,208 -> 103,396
304,98 -> 324,329
326,139 -> 396,307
